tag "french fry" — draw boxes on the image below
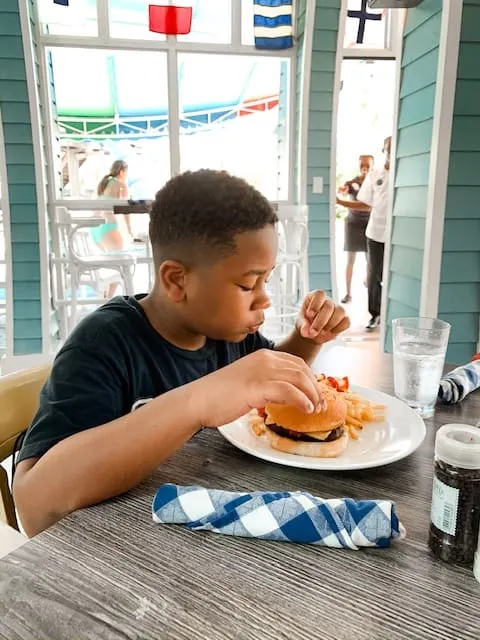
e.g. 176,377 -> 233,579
348,424 -> 359,440
248,411 -> 266,436
347,415 -> 364,429
361,407 -> 374,421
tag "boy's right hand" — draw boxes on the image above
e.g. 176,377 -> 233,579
193,349 -> 325,428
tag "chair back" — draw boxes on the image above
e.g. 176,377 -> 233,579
0,364 -> 51,529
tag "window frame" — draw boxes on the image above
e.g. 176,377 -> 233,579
0,109 -> 13,359
341,1 -> 402,60
35,0 -> 298,208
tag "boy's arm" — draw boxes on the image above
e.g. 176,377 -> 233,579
13,349 -> 324,537
275,291 -> 350,365
275,329 -> 323,365
14,383 -> 201,537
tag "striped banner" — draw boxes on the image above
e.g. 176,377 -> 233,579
253,0 -> 294,51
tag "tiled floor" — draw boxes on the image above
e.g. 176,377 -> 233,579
335,219 -> 380,347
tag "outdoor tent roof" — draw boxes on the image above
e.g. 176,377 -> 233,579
48,0 -> 284,128
51,49 -> 283,119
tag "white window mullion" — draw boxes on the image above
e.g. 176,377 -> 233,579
232,0 -> 241,47
167,49 -> 181,176
97,0 -> 110,41
287,56 -> 296,203
0,111 -> 14,360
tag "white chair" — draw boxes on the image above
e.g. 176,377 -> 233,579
51,207 -> 137,336
264,205 -> 309,340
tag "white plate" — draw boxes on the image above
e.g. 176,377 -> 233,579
218,385 -> 426,471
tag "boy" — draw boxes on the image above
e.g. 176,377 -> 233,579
13,170 -> 349,536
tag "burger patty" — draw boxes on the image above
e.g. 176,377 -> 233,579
266,423 -> 344,442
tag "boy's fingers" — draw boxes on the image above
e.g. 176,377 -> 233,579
276,368 -> 324,410
308,299 -> 336,334
330,315 -> 351,334
264,382 -> 322,414
322,306 -> 347,333
305,291 -> 326,320
270,351 -> 319,386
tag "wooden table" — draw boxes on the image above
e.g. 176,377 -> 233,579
1,344 -> 479,639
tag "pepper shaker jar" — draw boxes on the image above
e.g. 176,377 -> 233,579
428,424 -> 480,566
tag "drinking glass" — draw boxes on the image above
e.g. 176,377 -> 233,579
392,317 -> 451,418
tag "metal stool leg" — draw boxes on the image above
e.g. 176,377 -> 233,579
121,266 -> 135,296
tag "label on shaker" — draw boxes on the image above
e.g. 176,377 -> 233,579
431,476 -> 459,536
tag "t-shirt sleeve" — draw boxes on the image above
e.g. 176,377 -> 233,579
357,173 -> 374,207
17,345 -> 128,463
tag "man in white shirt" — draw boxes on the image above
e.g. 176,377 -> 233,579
357,136 -> 391,331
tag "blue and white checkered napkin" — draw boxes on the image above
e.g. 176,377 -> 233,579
152,484 -> 405,550
438,360 -> 480,405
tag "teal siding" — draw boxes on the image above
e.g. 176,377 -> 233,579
307,0 -> 340,294
439,0 -> 480,364
384,0 -> 442,353
0,0 -> 42,356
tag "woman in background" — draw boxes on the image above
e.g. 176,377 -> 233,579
336,154 -> 373,304
93,160 -> 133,252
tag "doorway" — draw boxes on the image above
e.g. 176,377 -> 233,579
335,58 -> 396,342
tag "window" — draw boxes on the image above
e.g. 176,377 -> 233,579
344,0 -> 390,51
337,59 -> 396,181
177,0 -> 232,44
39,0 -> 294,203
49,49 -> 170,200
178,54 -> 289,200
108,0 -> 166,40
38,0 -> 97,36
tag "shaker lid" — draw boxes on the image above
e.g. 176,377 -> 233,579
435,424 -> 480,470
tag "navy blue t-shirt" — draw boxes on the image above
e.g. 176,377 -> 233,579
18,296 -> 273,463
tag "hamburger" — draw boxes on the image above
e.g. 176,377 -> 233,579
263,383 -> 348,458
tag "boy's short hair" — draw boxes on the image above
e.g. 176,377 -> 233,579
149,169 -> 278,267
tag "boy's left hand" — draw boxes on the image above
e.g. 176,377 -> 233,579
296,290 -> 350,345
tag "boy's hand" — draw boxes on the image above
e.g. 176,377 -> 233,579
296,290 -> 350,344
194,349 -> 326,428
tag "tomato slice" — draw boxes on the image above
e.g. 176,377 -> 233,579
473,354 -> 480,362
257,407 -> 266,417
318,375 -> 350,392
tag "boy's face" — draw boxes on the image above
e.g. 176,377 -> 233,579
181,225 -> 277,342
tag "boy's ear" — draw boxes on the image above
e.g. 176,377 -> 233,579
158,260 -> 189,301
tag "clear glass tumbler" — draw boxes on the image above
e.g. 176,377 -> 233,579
392,317 -> 451,418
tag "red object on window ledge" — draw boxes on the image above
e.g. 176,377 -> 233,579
148,5 -> 192,35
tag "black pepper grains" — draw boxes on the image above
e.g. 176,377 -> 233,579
428,424 -> 480,567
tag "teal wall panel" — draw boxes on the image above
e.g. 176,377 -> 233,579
445,343 -> 479,364
0,0 -> 42,354
438,1 -> 480,361
393,186 -> 428,217
397,84 -> 436,129
384,0 -> 442,352
445,186 -> 480,218
438,284 -> 480,315
440,252 -> 480,283
306,0 -> 340,294
396,120 -> 434,158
